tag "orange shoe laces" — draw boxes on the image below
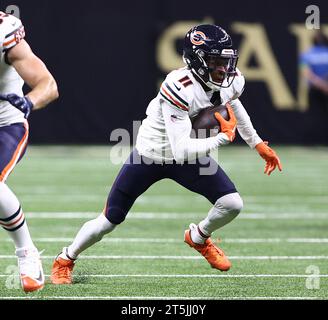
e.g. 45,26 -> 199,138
203,240 -> 226,258
54,261 -> 73,279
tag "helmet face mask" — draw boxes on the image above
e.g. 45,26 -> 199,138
183,25 -> 239,90
204,52 -> 238,88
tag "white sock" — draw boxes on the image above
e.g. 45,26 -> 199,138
67,214 -> 116,259
0,182 -> 34,249
190,223 -> 209,244
58,247 -> 75,261
198,193 -> 243,236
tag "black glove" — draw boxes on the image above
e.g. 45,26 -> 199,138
0,93 -> 34,119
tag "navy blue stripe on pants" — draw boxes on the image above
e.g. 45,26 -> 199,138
104,149 -> 237,224
0,123 -> 28,182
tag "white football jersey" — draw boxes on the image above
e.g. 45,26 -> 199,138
0,12 -> 25,127
136,66 -> 262,162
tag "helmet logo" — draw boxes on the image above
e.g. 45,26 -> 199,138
190,31 -> 207,46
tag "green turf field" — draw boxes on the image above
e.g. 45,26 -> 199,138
0,145 -> 328,300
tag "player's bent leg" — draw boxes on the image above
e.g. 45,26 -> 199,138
184,224 -> 232,271
184,192 -> 243,271
171,156 -> 240,271
104,149 -> 165,224
198,192 -> 243,236
67,214 -> 116,259
50,214 -> 116,285
51,149 -> 164,284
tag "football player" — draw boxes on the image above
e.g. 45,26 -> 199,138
0,11 -> 58,292
51,24 -> 281,284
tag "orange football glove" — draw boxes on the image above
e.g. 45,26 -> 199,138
255,141 -> 282,176
214,104 -> 237,142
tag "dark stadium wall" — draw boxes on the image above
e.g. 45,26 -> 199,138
1,0 -> 327,144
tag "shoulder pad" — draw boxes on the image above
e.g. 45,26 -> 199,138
220,69 -> 245,104
159,69 -> 194,112
232,69 -> 245,98
0,13 -> 25,51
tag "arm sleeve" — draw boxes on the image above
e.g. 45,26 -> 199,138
1,14 -> 25,51
230,98 -> 263,149
162,100 -> 229,162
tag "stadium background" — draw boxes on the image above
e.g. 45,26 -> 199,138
1,0 -> 327,145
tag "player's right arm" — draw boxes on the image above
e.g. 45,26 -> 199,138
7,39 -> 59,111
161,99 -> 236,163
0,13 -> 58,117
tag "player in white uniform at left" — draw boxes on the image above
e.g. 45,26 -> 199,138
0,11 -> 58,292
51,24 -> 281,284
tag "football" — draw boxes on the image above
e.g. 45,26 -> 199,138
191,104 -> 229,138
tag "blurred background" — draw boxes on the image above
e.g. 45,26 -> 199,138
1,0 -> 328,145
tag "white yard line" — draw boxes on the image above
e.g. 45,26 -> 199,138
1,255 -> 328,260
3,237 -> 328,243
24,212 -> 328,220
16,194 -> 328,201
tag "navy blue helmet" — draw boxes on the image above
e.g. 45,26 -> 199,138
183,24 -> 238,90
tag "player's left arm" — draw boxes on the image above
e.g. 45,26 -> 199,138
230,98 -> 282,176
7,39 -> 59,112
221,73 -> 263,148
223,70 -> 282,176
231,99 -> 282,175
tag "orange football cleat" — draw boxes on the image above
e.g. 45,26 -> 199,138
184,224 -> 231,271
51,253 -> 75,285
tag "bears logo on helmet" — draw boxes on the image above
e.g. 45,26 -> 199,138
190,31 -> 207,46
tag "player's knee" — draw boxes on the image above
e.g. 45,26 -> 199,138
104,188 -> 135,224
216,192 -> 243,217
104,206 -> 128,224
